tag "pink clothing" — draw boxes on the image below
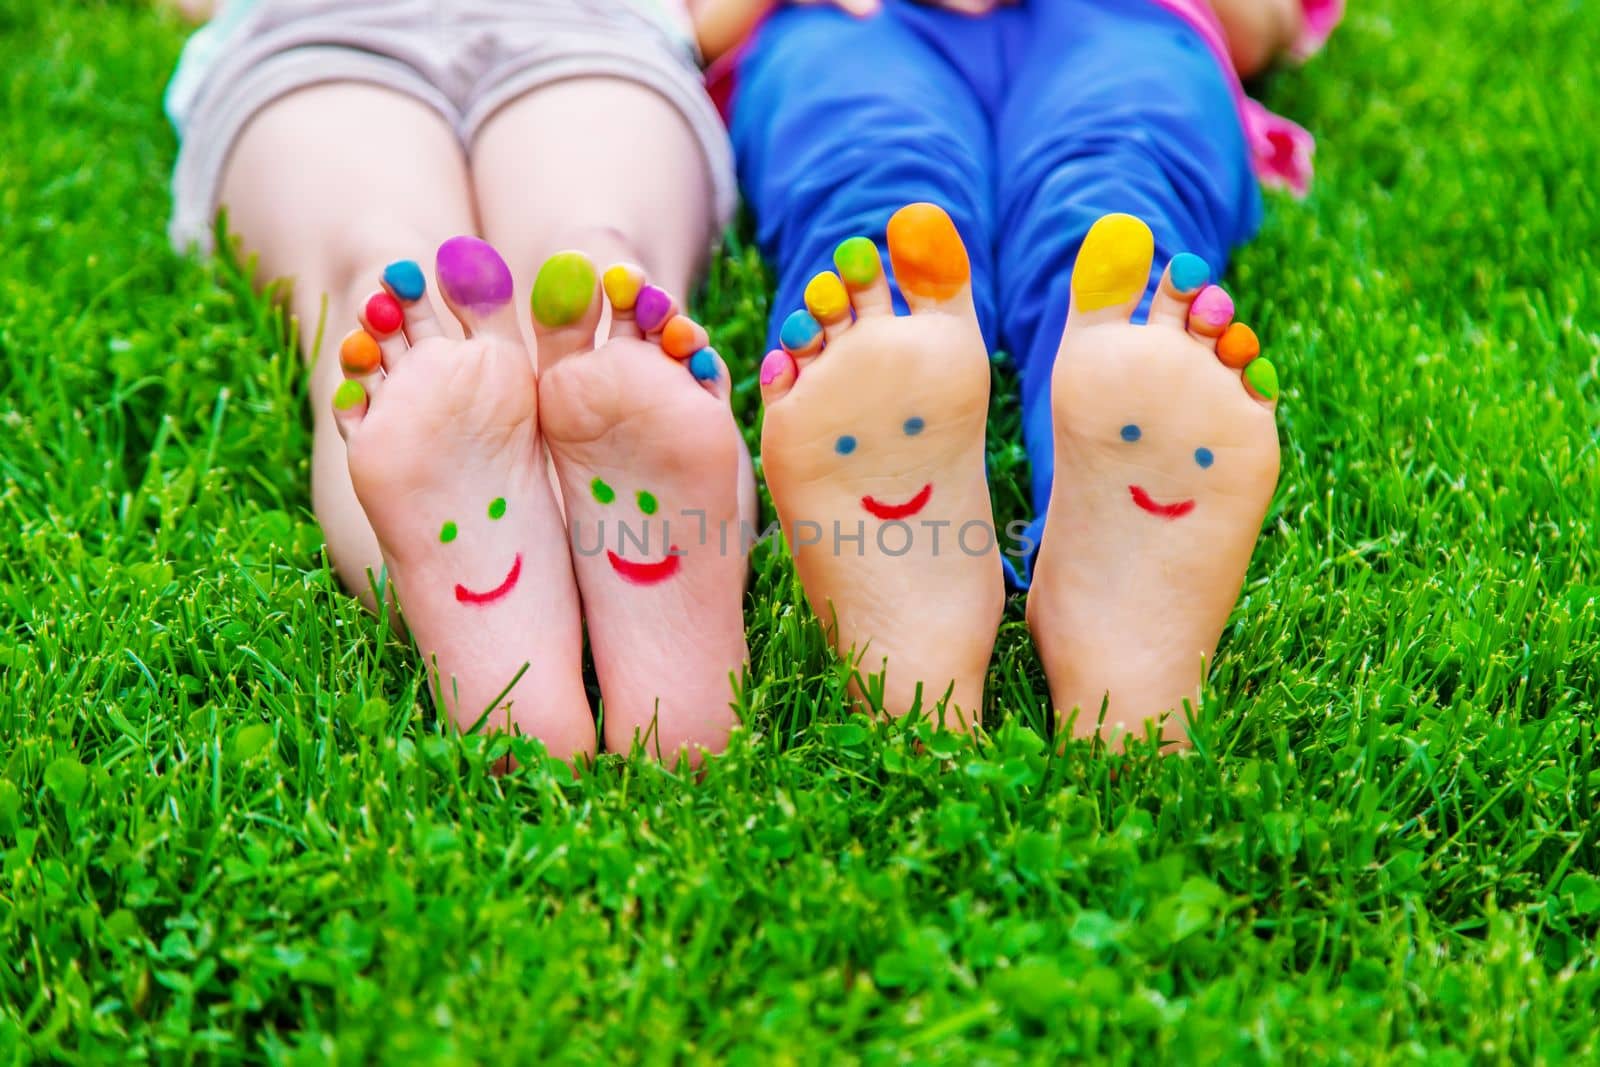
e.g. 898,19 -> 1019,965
1147,0 -> 1343,196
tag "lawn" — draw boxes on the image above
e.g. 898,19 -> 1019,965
3,0 -> 1599,1061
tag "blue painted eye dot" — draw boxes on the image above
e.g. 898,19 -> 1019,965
1120,424 -> 1142,443
836,435 -> 857,456
1195,447 -> 1215,469
903,417 -> 925,436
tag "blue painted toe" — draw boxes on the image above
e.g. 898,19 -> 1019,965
383,260 -> 427,302
1169,253 -> 1210,293
689,348 -> 719,382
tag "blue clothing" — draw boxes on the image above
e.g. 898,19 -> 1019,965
730,0 -> 1262,584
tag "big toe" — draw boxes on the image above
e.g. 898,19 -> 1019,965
1068,213 -> 1156,327
530,250 -> 603,369
436,236 -> 519,341
887,202 -> 978,322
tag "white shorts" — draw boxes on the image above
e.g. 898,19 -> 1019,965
167,0 -> 736,253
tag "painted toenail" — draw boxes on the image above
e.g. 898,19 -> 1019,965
488,497 -> 506,519
662,316 -> 708,360
332,379 -> 366,411
439,520 -> 458,544
760,349 -> 794,386
531,251 -> 597,328
591,477 -> 616,504
1195,447 -> 1214,468
1073,214 -> 1154,312
904,417 -> 925,436
1190,286 -> 1235,330
780,310 -> 822,351
602,264 -> 645,311
1121,423 -> 1142,442
635,286 -> 676,333
364,292 -> 403,336
339,329 -> 381,375
805,272 -> 850,322
436,236 -> 513,312
689,348 -> 719,382
637,491 -> 658,515
887,203 -> 971,300
1169,253 -> 1210,293
1217,322 -> 1260,368
835,435 -> 857,456
382,260 -> 426,302
1243,357 -> 1279,402
834,236 -> 882,288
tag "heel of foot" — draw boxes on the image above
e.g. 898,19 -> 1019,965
886,203 -> 970,301
1073,214 -> 1154,312
531,251 -> 598,329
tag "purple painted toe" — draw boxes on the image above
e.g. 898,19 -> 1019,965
635,286 -> 676,333
436,237 -> 514,313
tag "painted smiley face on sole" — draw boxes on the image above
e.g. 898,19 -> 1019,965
437,497 -> 524,605
585,478 -> 686,586
862,483 -> 934,520
605,549 -> 683,585
456,553 -> 523,604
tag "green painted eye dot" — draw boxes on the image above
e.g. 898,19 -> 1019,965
637,491 -> 658,515
488,497 -> 506,520
591,478 -> 615,505
440,521 -> 458,544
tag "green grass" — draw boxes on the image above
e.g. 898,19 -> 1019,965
3,0 -> 1599,1061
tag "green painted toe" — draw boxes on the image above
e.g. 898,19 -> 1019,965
1244,357 -> 1279,402
532,251 -> 598,328
833,236 -> 881,288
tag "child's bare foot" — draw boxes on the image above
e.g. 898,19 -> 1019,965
759,204 -> 1004,729
532,255 -> 748,764
1028,214 -> 1281,749
1211,0 -> 1305,76
332,240 -> 594,762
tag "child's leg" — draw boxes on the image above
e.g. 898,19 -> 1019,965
219,84 -> 595,760
467,80 -> 750,762
995,0 -> 1279,746
471,79 -> 714,342
736,7 -> 1006,726
731,2 -> 1001,345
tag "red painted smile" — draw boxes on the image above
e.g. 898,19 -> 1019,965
861,483 -> 933,521
455,553 -> 522,605
1129,485 -> 1195,519
607,547 -> 683,586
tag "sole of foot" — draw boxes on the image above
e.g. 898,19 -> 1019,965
332,239 -> 595,764
759,203 -> 1005,730
532,254 -> 749,766
1028,213 -> 1281,751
